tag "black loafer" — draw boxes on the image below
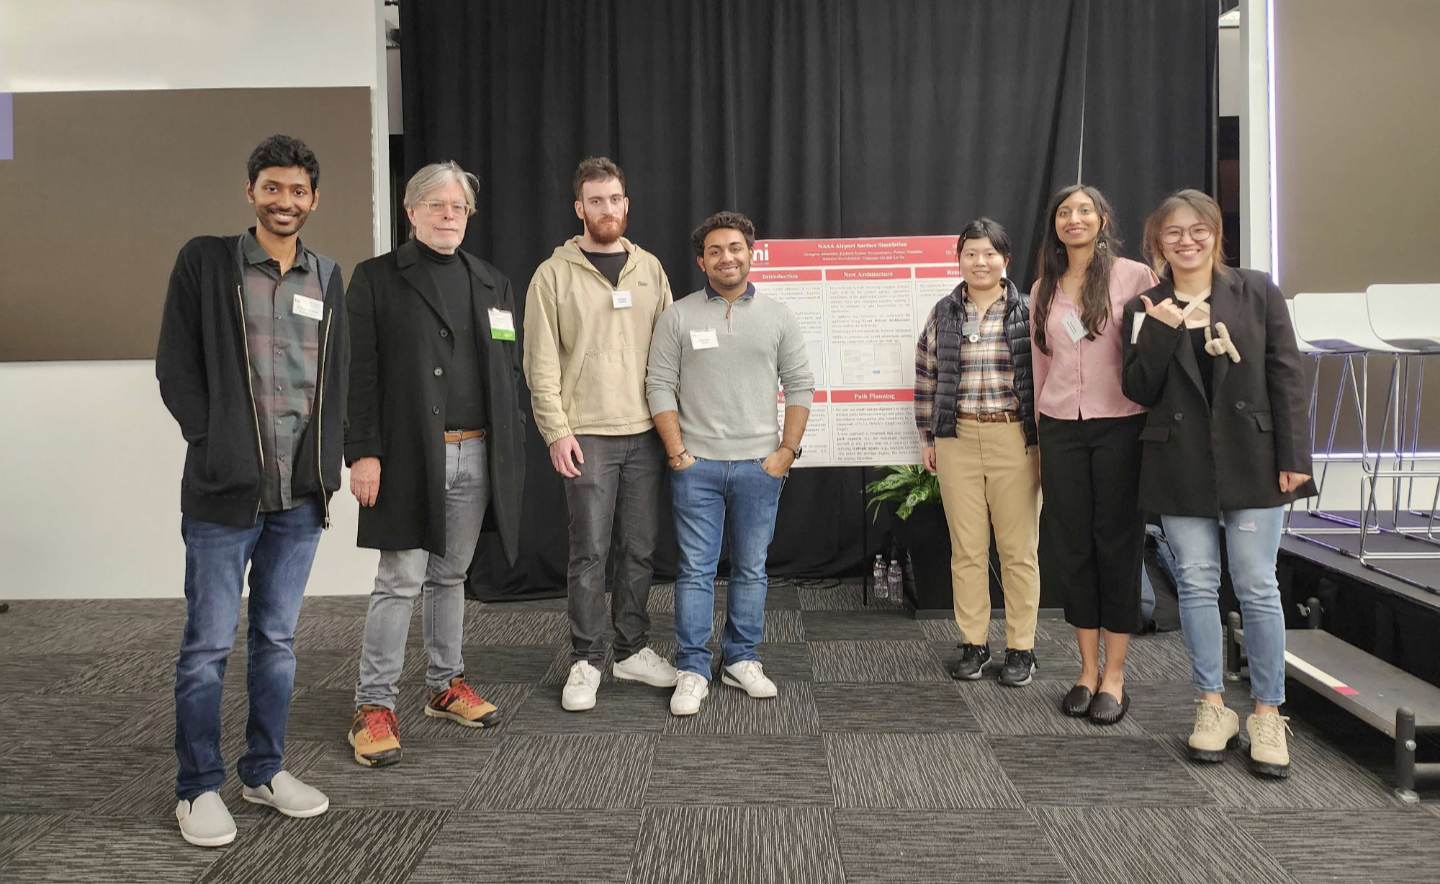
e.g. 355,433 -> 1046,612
1061,684 -> 1094,717
1088,690 -> 1130,725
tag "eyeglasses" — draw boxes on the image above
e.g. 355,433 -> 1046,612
1161,225 -> 1214,245
417,200 -> 473,216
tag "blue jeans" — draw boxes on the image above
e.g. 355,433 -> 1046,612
1161,506 -> 1287,705
671,458 -> 784,677
175,497 -> 323,801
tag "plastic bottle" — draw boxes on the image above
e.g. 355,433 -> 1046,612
886,558 -> 903,605
871,554 -> 888,601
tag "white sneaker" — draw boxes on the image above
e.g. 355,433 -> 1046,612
613,647 -> 679,688
241,770 -> 330,818
669,671 -> 710,716
176,790 -> 236,848
562,660 -> 601,711
721,660 -> 777,698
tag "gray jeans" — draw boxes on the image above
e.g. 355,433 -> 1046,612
564,431 -> 663,664
355,437 -> 490,709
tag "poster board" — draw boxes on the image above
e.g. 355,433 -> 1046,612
751,235 -> 960,468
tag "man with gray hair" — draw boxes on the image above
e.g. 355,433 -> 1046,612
524,157 -> 678,712
345,161 -> 527,766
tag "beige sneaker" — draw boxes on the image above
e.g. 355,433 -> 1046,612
1187,700 -> 1240,762
1246,711 -> 1292,779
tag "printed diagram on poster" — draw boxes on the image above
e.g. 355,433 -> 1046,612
750,235 -> 959,468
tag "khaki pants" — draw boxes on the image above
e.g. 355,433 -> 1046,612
934,419 -> 1041,649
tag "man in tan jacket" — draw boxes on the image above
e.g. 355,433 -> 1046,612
523,157 -> 678,711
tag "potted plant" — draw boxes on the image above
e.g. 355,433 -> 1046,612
864,466 -> 953,613
864,466 -> 1006,615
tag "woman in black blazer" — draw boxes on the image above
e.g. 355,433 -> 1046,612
1121,190 -> 1315,780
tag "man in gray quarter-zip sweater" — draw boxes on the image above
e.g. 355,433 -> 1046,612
645,211 -> 814,717
524,158 -> 679,714
157,135 -> 340,848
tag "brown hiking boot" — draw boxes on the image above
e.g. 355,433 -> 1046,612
1246,711 -> 1292,779
1187,700 -> 1240,762
425,676 -> 501,728
349,705 -> 402,768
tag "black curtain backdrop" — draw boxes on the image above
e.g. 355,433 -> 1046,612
400,0 -> 1217,599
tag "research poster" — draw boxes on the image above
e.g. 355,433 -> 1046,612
750,235 -> 960,468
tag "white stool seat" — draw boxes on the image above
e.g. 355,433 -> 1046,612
1367,284 -> 1440,351
1293,292 -> 1406,353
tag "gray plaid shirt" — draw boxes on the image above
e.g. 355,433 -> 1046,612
241,231 -> 323,512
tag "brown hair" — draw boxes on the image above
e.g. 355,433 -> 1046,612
1142,188 -> 1230,279
572,156 -> 626,199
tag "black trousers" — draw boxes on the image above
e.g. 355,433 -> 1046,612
1038,414 -> 1145,633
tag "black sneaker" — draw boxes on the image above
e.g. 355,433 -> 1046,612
997,648 -> 1037,687
948,644 -> 991,680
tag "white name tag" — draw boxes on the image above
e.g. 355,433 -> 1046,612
612,290 -> 633,309
1131,312 -> 1146,344
1062,311 -> 1088,343
488,308 -> 516,341
690,328 -> 719,350
291,294 -> 324,321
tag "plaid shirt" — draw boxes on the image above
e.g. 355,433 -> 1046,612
914,288 -> 1016,445
241,231 -> 323,512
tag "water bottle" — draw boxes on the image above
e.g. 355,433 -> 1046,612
886,559 -> 903,605
871,554 -> 888,601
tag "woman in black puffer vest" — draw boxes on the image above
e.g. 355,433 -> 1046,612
914,218 -> 1041,689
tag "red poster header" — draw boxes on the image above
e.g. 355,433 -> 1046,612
826,268 -> 911,281
751,269 -> 824,283
915,266 -> 962,279
751,235 -> 958,268
830,389 -> 915,403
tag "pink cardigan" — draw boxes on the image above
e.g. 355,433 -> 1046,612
1030,257 -> 1159,420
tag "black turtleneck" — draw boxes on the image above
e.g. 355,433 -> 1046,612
417,240 -> 488,431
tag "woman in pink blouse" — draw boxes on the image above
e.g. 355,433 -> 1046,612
1030,184 -> 1158,725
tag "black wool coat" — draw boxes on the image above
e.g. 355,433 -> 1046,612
345,239 -> 527,561
1121,267 -> 1317,517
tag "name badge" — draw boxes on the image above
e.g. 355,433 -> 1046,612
612,290 -> 633,309
291,294 -> 324,321
690,328 -> 719,350
488,308 -> 516,341
961,321 -> 980,343
1061,312 -> 1088,343
1131,312 -> 1146,344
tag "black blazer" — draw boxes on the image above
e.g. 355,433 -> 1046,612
345,239 -> 527,561
1121,267 -> 1317,517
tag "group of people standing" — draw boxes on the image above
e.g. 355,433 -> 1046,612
155,133 -> 1313,850
157,139 -> 808,847
914,185 -> 1316,783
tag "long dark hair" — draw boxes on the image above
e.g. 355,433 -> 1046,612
1032,184 -> 1121,355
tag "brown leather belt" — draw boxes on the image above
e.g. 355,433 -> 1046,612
957,411 -> 1019,424
443,428 -> 488,443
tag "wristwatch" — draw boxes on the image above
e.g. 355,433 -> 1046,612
780,443 -> 802,460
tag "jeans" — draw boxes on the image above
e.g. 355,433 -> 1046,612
671,458 -> 784,677
563,432 -> 663,664
174,497 -> 323,801
1162,506 -> 1287,705
355,437 -> 489,709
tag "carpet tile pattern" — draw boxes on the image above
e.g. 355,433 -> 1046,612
0,579 -> 1437,883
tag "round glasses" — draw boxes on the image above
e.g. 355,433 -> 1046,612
1160,225 -> 1214,245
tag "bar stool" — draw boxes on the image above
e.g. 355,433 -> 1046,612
1290,292 -> 1405,536
1360,284 -> 1440,563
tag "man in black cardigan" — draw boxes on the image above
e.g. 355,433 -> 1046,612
157,135 -> 343,847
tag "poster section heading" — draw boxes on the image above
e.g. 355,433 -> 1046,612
751,235 -> 958,468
